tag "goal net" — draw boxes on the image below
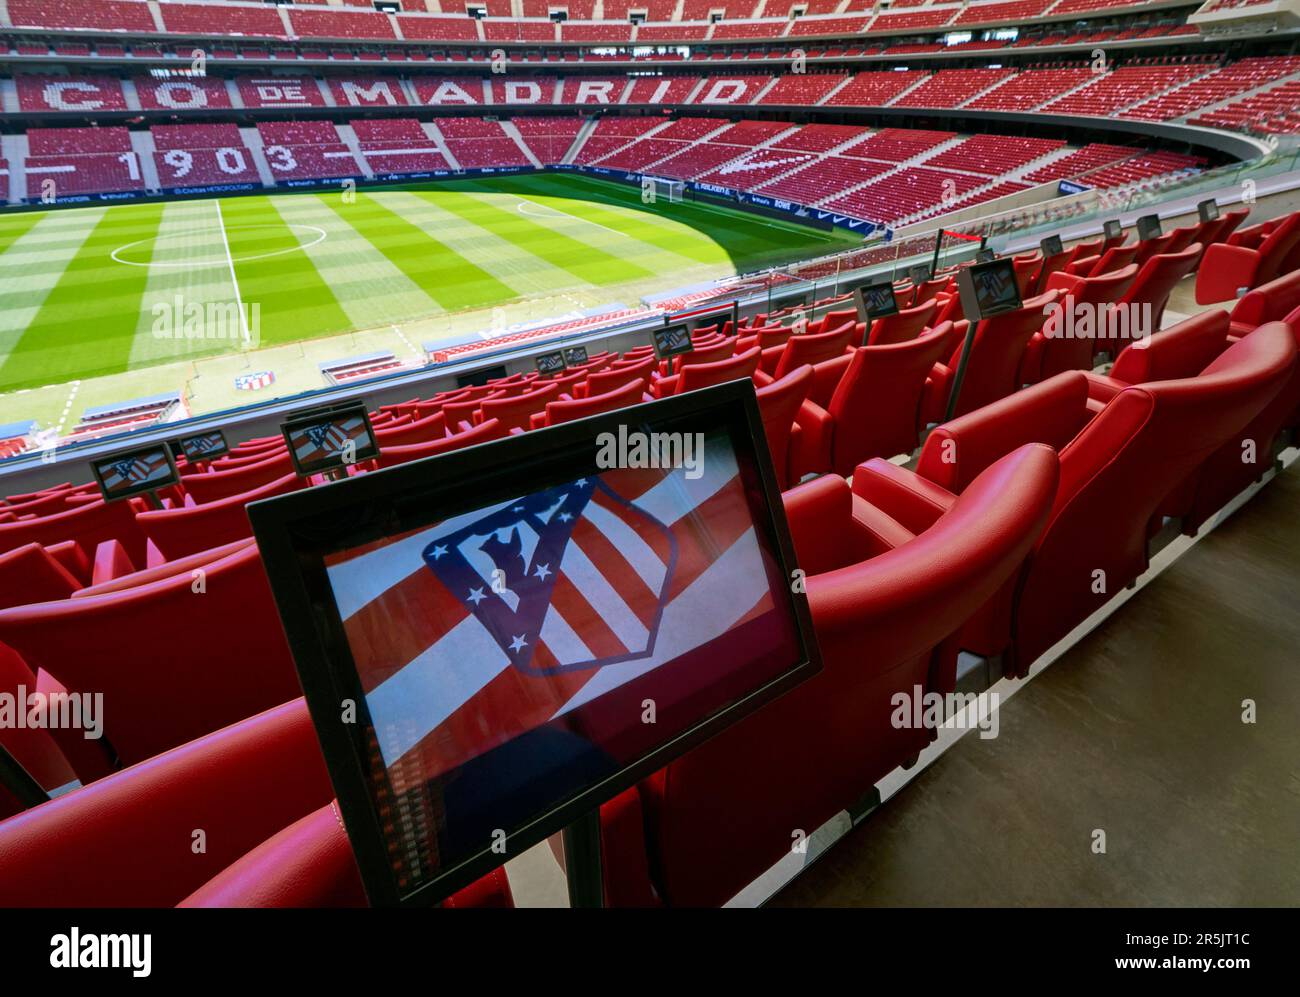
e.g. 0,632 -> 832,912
644,176 -> 685,203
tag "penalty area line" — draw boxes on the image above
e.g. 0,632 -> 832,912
214,200 -> 251,345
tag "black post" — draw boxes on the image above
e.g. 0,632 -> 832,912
943,320 -> 980,424
0,744 -> 50,811
561,809 -> 604,908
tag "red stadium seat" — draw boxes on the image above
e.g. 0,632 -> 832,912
867,298 -> 937,345
606,443 -> 1058,906
373,419 -> 507,469
1020,264 -> 1138,383
0,496 -> 148,567
532,379 -> 649,428
653,347 -> 761,397
0,544 -> 302,769
476,385 -> 561,433
373,411 -> 448,448
136,473 -> 306,563
183,451 -> 295,504
1096,242 -> 1202,358
1196,211 -> 1300,304
912,321 -> 1296,676
770,322 -> 857,379
753,365 -> 814,490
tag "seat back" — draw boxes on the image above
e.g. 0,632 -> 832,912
1133,231 -> 1177,268
1015,322 -> 1297,671
0,699 -> 334,906
773,322 -> 856,380
1089,241 -> 1139,277
372,410 -> 447,448
1230,267 -> 1300,334
636,443 -> 1058,906
949,290 -> 1059,417
827,323 -> 957,475
1031,264 -> 1139,381
672,338 -> 736,373
755,365 -> 813,490
1065,236 -> 1104,266
0,496 -> 148,566
184,450 -> 295,504
443,391 -> 504,432
1012,252 -> 1041,298
477,384 -> 560,433
1107,241 -> 1202,347
584,356 -> 656,397
374,419 -> 507,469
675,347 -> 761,394
867,297 -> 937,346
136,473 -> 306,562
1255,210 -> 1300,283
1109,309 -> 1232,387
0,544 -> 303,767
542,379 -> 646,426
812,308 -> 856,336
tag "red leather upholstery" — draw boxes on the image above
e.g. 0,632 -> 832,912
1020,264 -> 1138,384
1196,211 -> 1300,304
1097,242 -> 1201,357
0,699 -> 332,906
0,543 -> 81,608
770,322 -> 857,379
372,410 -> 447,447
915,321 -> 1297,675
1088,241 -> 1139,277
534,378 -> 648,428
814,323 -> 958,475
867,298 -> 936,346
373,418 -> 506,469
183,450 -> 294,504
754,365 -> 813,490
0,543 -> 302,768
577,356 -> 658,398
1083,310 -> 1232,405
1228,267 -> 1300,338
616,443 -> 1058,906
656,346 -> 761,397
476,384 -> 559,432
0,496 -> 148,566
136,472 -> 306,562
925,290 -> 1059,421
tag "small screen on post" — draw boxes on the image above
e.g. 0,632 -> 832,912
282,404 -> 377,477
91,444 -> 178,502
957,257 -> 1022,321
908,263 -> 931,285
652,324 -> 693,360
535,351 -> 566,376
1104,219 -> 1123,241
1040,234 -> 1064,258
177,430 -> 228,462
1137,214 -> 1162,241
563,346 -> 589,367
853,280 -> 900,325
248,382 -> 820,907
975,248 -> 997,264
1198,199 -> 1220,223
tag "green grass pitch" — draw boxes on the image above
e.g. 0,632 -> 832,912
0,173 -> 860,430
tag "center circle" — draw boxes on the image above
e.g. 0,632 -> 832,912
110,222 -> 328,268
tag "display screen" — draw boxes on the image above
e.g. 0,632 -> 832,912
535,351 -> 566,376
563,346 -> 589,366
177,430 -> 228,461
91,445 -> 177,502
1040,234 -> 1064,257
283,406 -> 377,476
854,280 -> 900,325
1104,219 -> 1123,241
908,263 -> 931,284
975,248 -> 997,264
652,324 -> 693,360
959,257 -> 1022,320
1198,199 -> 1219,223
1137,214 -> 1162,241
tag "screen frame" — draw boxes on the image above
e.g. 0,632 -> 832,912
535,350 -> 567,376
1040,234 -> 1064,258
651,323 -> 694,361
1136,213 -> 1163,241
280,402 -> 380,478
176,429 -> 229,462
852,279 -> 900,328
248,380 -> 821,908
90,443 -> 179,503
1103,219 -> 1123,241
907,263 -> 932,285
562,345 -> 589,367
975,248 -> 997,264
1197,198 -> 1220,223
956,257 -> 1023,321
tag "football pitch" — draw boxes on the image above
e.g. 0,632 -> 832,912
0,173 -> 859,432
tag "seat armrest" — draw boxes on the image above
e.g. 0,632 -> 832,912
1194,242 -> 1259,305
787,399 -> 832,482
851,459 -> 955,535
917,371 -> 1090,493
1082,370 -> 1126,405
91,539 -> 136,587
44,541 -> 91,586
780,474 -> 859,575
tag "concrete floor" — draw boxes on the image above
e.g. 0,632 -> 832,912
773,464 -> 1300,907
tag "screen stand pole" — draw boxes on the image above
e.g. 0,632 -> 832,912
562,809 -> 604,909
144,489 -> 164,511
943,321 -> 980,425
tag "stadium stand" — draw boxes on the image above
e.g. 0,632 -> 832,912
151,123 -> 260,189
256,120 -> 362,182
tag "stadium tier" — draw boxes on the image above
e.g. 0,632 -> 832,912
0,0 -> 1298,929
